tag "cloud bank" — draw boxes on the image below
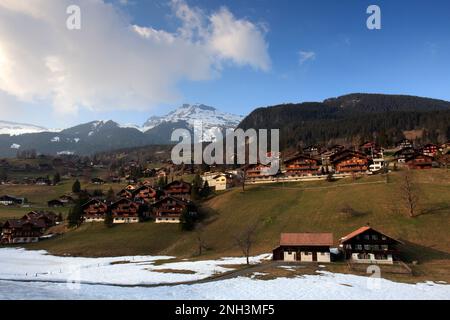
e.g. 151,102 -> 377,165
0,0 -> 270,116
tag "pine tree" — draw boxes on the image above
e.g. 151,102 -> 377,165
191,174 -> 202,200
53,172 -> 61,185
201,180 -> 211,198
180,208 -> 196,231
106,187 -> 116,203
67,198 -> 84,227
72,179 -> 81,193
104,211 -> 114,228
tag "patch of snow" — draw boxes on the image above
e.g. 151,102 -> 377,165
56,151 -> 74,155
73,138 -> 80,143
10,143 -> 20,149
0,272 -> 449,300
0,249 -> 269,286
50,136 -> 60,142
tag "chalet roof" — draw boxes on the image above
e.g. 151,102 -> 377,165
283,153 -> 318,164
132,185 -> 156,194
81,199 -> 107,209
279,233 -> 333,246
394,147 -> 416,156
340,226 -> 402,244
110,198 -> 139,208
164,180 -> 191,189
330,150 -> 367,164
3,218 -> 46,229
153,196 -> 191,207
406,153 -> 434,162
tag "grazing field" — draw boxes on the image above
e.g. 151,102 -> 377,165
18,169 -> 448,263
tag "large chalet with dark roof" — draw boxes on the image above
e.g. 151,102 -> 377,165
163,180 -> 192,200
283,154 -> 321,176
1,219 -> 46,244
339,226 -> 402,265
110,198 -> 140,224
21,211 -> 57,228
331,150 -> 369,174
272,233 -> 333,262
152,196 -> 196,224
405,153 -> 434,169
394,147 -> 416,163
132,185 -> 157,204
81,199 -> 108,222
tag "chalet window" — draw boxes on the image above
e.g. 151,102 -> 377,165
372,235 -> 378,240
372,245 -> 379,250
345,244 -> 352,249
364,244 -> 370,250
356,244 -> 363,250
364,235 -> 370,240
381,236 -> 387,240
381,245 -> 388,250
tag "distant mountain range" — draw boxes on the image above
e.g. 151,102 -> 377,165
0,104 -> 243,157
2,94 -> 450,158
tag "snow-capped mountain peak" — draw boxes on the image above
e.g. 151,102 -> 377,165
142,103 -> 244,141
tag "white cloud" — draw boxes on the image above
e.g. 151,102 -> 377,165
298,51 -> 316,65
0,0 -> 270,118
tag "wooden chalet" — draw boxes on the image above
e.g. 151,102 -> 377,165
21,211 -> 57,228
81,199 -> 108,222
245,163 -> 278,180
163,180 -> 192,200
0,195 -> 25,206
283,154 -> 321,176
339,226 -> 401,265
406,154 -> 434,169
48,199 -> 64,208
331,150 -> 369,174
59,195 -> 75,204
1,219 -> 46,244
110,198 -> 140,224
396,139 -> 413,149
152,196 -> 196,224
132,185 -> 157,204
302,145 -> 321,157
421,144 -> 439,157
394,147 -> 416,163
272,233 -> 333,262
35,177 -> 51,185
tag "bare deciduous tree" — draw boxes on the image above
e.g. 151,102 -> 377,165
400,171 -> 420,218
234,222 -> 258,265
195,227 -> 208,256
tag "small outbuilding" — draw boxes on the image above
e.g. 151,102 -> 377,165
272,233 -> 333,262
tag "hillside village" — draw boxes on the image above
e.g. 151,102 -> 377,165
0,137 -> 449,276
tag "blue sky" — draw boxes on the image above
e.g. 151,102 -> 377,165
1,0 -> 449,128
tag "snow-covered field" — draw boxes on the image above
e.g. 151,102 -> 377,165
0,248 -> 449,300
0,248 -> 270,285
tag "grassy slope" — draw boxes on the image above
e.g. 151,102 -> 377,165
20,170 -> 450,265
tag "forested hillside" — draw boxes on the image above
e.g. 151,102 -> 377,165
238,93 -> 450,149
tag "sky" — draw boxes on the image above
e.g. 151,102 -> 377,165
0,0 -> 449,128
